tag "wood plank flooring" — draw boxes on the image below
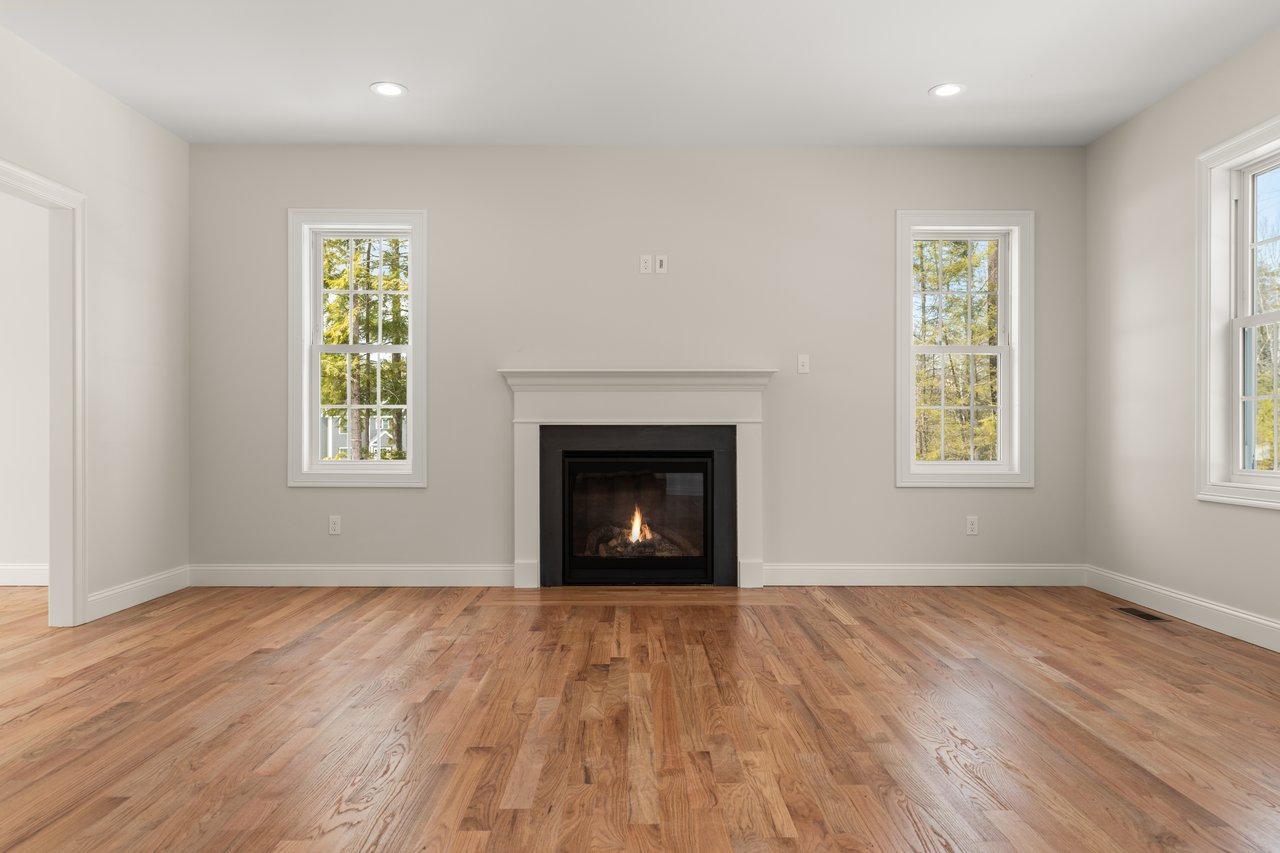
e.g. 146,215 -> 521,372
0,585 -> 1278,851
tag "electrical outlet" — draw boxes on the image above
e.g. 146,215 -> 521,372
797,354 -> 811,374
965,516 -> 978,536
655,255 -> 668,274
639,254 -> 653,274
328,515 -> 341,535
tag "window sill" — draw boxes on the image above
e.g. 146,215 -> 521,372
897,470 -> 1034,488
1197,480 -> 1280,510
897,481 -> 1035,488
289,465 -> 426,489
289,481 -> 427,489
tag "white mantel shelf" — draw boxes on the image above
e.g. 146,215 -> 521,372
500,367 -> 776,589
499,368 -> 777,392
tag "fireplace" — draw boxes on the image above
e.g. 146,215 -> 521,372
565,454 -> 711,583
540,425 -> 736,585
501,368 -> 774,588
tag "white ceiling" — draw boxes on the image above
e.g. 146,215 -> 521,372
1,0 -> 1277,145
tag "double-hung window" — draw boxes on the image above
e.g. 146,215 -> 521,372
288,210 -> 427,487
895,211 -> 1034,487
1237,161 -> 1280,477
1198,117 -> 1280,508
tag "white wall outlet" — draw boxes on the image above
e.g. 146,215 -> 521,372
797,353 -> 810,374
655,255 -> 668,274
966,516 -> 978,536
328,515 -> 341,535
639,254 -> 653,274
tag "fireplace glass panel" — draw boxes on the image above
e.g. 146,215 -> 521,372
567,458 -> 708,560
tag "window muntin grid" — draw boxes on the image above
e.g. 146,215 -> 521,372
1237,163 -> 1280,474
315,235 -> 411,463
910,236 -> 1006,463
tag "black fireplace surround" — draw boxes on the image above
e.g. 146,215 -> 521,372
540,425 -> 737,586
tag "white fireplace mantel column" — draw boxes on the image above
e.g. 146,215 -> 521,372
498,369 -> 777,588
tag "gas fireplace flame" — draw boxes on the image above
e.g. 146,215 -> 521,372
629,505 -> 653,544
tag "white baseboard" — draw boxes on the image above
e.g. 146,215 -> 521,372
189,564 -> 516,587
192,563 -> 1081,589
1085,565 -> 1280,653
0,563 -> 49,585
85,565 -> 190,621
764,563 -> 1087,586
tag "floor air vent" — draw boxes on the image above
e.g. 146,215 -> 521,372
1116,607 -> 1169,622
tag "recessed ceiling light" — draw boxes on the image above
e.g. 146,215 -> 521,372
929,82 -> 967,98
370,81 -> 407,97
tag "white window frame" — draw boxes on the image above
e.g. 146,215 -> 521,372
288,209 -> 427,487
895,210 -> 1034,487
1197,115 -> 1280,509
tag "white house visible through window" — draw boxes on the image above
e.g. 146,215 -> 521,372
288,210 -> 427,487
1197,117 -> 1280,509
896,211 -> 1034,487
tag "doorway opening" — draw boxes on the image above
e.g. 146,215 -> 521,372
0,192 -> 50,592
0,158 -> 86,626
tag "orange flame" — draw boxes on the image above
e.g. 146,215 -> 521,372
628,505 -> 653,544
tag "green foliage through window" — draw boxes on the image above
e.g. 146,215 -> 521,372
912,238 -> 1000,463
1242,165 -> 1280,472
317,236 -> 411,462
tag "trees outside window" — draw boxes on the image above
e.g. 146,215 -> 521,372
318,236 -> 410,462
1238,164 -> 1280,474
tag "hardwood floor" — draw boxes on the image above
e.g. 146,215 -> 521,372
0,585 -> 1278,851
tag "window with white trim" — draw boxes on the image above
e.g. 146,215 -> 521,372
288,210 -> 427,487
1198,117 -> 1280,508
896,211 -> 1034,487
1238,161 -> 1280,475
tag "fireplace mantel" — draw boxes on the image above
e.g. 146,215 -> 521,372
499,368 -> 776,588
499,368 -> 776,392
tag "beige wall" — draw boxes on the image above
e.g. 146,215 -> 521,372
0,191 -> 49,569
1086,31 -> 1280,620
5,13 -> 1277,622
189,145 -> 1086,569
0,27 -> 189,594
